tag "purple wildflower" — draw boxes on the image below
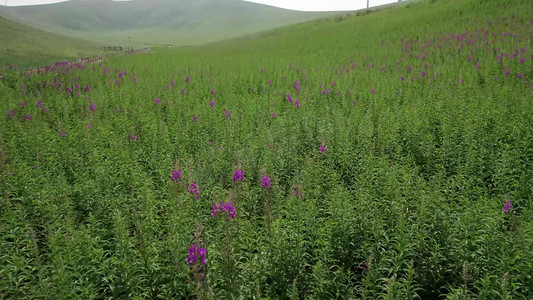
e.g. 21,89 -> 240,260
129,134 -> 138,141
421,71 -> 426,77
209,100 -> 215,107
192,116 -> 199,122
43,108 -> 49,112
36,101 -> 43,108
233,169 -> 245,182
181,88 -> 186,94
171,169 -> 182,182
370,88 -> 375,94
319,145 -> 327,153
362,262 -> 369,270
271,113 -> 278,118
155,98 -> 161,104
33,166 -> 38,170
186,182 -> 200,199
186,244 -> 198,265
185,76 -> 190,83
89,103 -> 96,112
210,89 -> 215,95
261,175 -> 271,190
7,110 -> 15,117
19,102 -> 26,107
286,94 -> 293,104
211,201 -> 236,221
87,125 -> 93,129
85,86 -> 91,92
224,109 -> 231,118
503,201 -> 513,214
517,73 -> 523,79
59,130 -> 66,138
25,115 -> 32,120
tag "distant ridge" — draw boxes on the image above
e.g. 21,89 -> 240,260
0,0 -> 336,47
0,15 -> 103,68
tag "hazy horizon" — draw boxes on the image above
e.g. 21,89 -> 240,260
1,0 -> 399,11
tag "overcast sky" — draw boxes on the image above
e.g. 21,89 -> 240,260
1,0 -> 399,11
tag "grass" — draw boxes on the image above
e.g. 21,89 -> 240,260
0,16 -> 105,69
0,0 -> 335,48
0,0 -> 532,298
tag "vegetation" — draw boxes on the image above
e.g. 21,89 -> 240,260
0,0 -> 334,47
1,0 -> 532,298
0,16 -> 104,69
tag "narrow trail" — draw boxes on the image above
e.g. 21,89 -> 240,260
0,48 -> 151,79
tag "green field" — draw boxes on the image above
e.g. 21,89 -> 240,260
0,16 -> 105,69
0,0 -> 334,48
1,0 -> 532,298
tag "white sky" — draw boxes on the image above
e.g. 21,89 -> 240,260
1,0 -> 399,11
244,0 -> 398,11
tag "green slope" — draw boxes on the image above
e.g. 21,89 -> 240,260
0,16 -> 105,69
0,0 -> 335,47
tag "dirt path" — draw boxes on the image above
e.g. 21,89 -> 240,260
0,48 -> 151,79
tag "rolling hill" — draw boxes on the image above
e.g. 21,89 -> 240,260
0,0 -> 335,47
0,16 -> 104,68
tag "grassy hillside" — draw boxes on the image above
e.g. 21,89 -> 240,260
0,0 -> 335,47
0,0 -> 532,299
0,16 -> 104,69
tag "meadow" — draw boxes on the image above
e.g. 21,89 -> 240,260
1,0 -> 532,298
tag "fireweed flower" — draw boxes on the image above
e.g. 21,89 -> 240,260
503,201 -> 513,214
211,201 -> 236,221
171,169 -> 182,182
155,98 -> 161,104
186,182 -> 200,199
261,175 -> 271,190
59,130 -> 66,138
186,244 -> 207,266
292,185 -> 304,199
295,99 -> 301,108
233,169 -> 245,182
286,94 -> 293,103
293,80 -> 300,93
319,145 -> 327,153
